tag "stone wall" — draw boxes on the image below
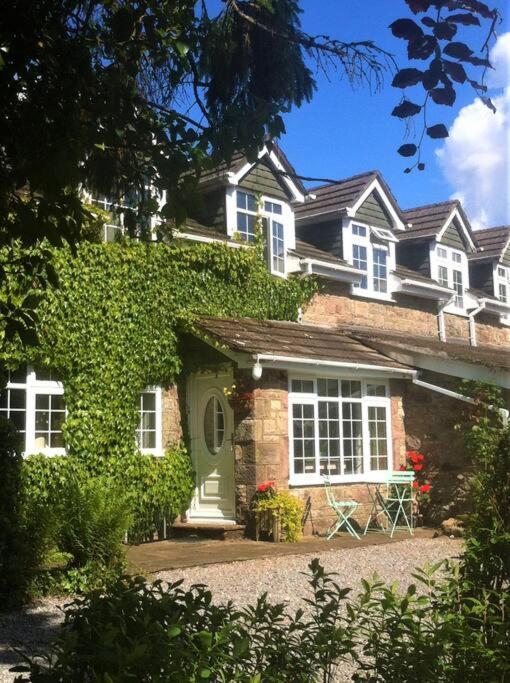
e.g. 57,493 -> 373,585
161,384 -> 184,449
232,368 -> 408,536
302,282 -> 510,347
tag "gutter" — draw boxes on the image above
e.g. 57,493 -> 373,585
412,376 -> 509,427
252,353 -> 417,377
437,296 -> 455,342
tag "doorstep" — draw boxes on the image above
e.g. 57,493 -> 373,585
126,527 -> 438,574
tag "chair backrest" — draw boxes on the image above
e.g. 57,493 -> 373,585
386,471 -> 415,484
322,476 -> 337,507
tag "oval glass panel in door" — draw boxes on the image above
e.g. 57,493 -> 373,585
204,395 -> 225,455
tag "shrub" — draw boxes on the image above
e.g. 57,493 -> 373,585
14,559 -> 355,682
0,415 -> 25,608
253,488 -> 304,542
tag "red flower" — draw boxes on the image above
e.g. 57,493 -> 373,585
412,480 -> 419,489
257,481 -> 275,493
413,464 -> 423,472
399,465 -> 406,471
419,484 -> 431,493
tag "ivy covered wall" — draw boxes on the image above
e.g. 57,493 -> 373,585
4,240 -> 316,470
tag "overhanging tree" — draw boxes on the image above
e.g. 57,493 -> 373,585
0,0 -> 500,346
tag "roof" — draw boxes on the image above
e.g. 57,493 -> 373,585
401,199 -> 474,248
178,219 -> 229,242
196,316 -> 411,370
290,240 -> 353,268
294,170 -> 404,224
345,325 -> 510,372
394,264 -> 449,288
470,225 -> 510,262
196,143 -> 307,197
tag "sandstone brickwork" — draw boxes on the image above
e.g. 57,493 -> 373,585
161,384 -> 183,449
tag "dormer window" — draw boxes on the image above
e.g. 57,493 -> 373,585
349,222 -> 393,297
232,189 -> 288,276
433,244 -> 468,311
236,191 -> 258,242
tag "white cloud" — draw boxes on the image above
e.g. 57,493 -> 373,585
436,32 -> 510,229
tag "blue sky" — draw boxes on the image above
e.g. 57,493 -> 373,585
270,1 -> 509,218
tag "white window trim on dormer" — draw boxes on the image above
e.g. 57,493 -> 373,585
346,178 -> 405,232
227,188 -> 295,278
437,208 -> 476,252
495,263 -> 510,324
430,242 -> 470,315
226,147 -> 305,204
342,219 -> 397,302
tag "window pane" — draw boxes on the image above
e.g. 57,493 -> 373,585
291,379 -> 314,393
453,269 -> 464,308
10,366 -> 27,383
204,396 -> 224,455
237,212 -> 256,242
342,402 -> 363,474
438,265 -> 449,288
373,248 -> 387,293
51,394 -> 66,412
367,384 -> 386,397
353,245 -> 368,289
352,224 -> 367,237
142,392 -> 156,412
142,431 -> 156,449
9,388 -> 25,410
35,410 -> 49,431
50,432 -> 65,448
318,379 -> 338,397
264,200 -> 282,215
368,405 -> 388,471
318,401 -> 341,476
341,381 -> 361,398
10,411 -> 26,432
292,403 -> 316,476
36,394 -> 50,410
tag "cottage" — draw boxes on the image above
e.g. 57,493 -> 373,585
1,143 -> 509,533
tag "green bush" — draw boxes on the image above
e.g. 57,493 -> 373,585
14,559 -> 354,682
0,415 -> 25,608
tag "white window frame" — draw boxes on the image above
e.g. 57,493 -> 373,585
89,190 -> 159,243
430,243 -> 469,314
495,264 -> 510,303
288,375 -> 393,486
226,189 -> 292,277
343,219 -> 396,301
1,367 -> 65,456
136,386 -> 163,456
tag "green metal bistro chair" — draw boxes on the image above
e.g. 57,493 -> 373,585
323,476 -> 361,540
384,471 -> 415,538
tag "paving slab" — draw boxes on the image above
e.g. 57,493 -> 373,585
127,527 -> 437,574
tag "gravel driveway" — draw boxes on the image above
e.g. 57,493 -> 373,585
0,536 -> 462,682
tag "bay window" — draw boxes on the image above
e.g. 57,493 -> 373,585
289,377 -> 392,484
434,245 -> 467,310
496,265 -> 509,303
236,191 -> 258,242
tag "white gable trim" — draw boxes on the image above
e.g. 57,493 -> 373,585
226,146 -> 305,203
437,207 -> 476,251
346,178 -> 405,231
500,233 -> 510,263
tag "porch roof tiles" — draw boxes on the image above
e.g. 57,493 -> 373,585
196,316 -> 411,370
344,326 -> 510,372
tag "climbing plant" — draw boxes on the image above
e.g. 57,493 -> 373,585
1,239 -> 316,530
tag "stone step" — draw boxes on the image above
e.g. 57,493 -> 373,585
171,521 -> 246,541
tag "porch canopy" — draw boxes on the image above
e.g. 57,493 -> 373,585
195,316 -> 416,378
344,326 -> 510,390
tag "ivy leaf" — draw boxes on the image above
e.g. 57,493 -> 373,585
426,124 -> 449,139
392,100 -> 422,118
391,68 -> 423,88
421,16 -> 436,27
430,86 -> 456,106
398,144 -> 417,157
443,42 -> 473,61
447,12 -> 481,26
418,162 -> 426,171
443,60 -> 467,84
389,18 -> 423,40
465,55 -> 492,68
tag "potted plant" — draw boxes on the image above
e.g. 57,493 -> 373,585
252,482 -> 304,543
